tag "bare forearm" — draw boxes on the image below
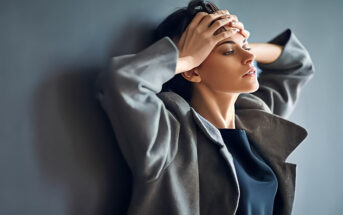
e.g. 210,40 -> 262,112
249,43 -> 284,64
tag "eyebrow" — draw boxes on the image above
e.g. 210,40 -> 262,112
216,38 -> 247,48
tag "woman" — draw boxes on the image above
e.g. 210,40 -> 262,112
94,0 -> 314,214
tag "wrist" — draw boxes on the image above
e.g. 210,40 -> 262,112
175,56 -> 194,75
250,43 -> 284,64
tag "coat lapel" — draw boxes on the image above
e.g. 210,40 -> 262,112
190,94 -> 308,163
190,93 -> 309,215
158,91 -> 308,163
158,91 -> 308,214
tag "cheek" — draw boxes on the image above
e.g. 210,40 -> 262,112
199,54 -> 241,90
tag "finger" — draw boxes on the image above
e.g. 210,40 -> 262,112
241,29 -> 250,38
229,14 -> 238,22
212,28 -> 238,44
225,20 -> 250,39
179,10 -> 229,49
179,11 -> 209,49
218,9 -> 231,15
207,16 -> 235,35
187,12 -> 209,31
213,9 -> 230,15
226,20 -> 244,33
220,14 -> 240,24
198,10 -> 230,31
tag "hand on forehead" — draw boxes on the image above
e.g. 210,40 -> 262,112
214,26 -> 246,44
212,13 -> 246,39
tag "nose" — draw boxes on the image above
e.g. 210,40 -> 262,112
242,49 -> 256,65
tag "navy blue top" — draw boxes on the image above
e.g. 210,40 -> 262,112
219,128 -> 278,215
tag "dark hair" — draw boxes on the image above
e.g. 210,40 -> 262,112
154,0 -> 220,104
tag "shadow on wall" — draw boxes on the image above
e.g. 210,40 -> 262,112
30,19 -> 160,214
106,17 -> 158,57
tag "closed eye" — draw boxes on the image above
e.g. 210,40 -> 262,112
223,47 -> 251,55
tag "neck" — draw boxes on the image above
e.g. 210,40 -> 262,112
190,83 -> 239,129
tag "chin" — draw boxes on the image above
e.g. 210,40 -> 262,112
244,83 -> 260,93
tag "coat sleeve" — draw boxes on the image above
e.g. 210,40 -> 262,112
250,28 -> 315,119
94,36 -> 180,183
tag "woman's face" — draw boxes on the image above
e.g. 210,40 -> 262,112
195,30 -> 259,94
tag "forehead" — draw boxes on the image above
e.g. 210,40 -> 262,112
214,32 -> 246,48
227,32 -> 245,42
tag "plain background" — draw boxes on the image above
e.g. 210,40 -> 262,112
1,0 -> 342,214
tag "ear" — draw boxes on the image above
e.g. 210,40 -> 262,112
181,67 -> 202,83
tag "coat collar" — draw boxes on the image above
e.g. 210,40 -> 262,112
190,93 -> 308,162
158,91 -> 308,162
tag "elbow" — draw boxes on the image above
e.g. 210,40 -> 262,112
301,49 -> 316,79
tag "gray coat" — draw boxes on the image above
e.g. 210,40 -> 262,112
94,28 -> 315,215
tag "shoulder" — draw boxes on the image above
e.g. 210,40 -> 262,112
157,91 -> 191,114
157,91 -> 195,124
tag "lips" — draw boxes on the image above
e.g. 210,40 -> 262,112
242,67 -> 257,77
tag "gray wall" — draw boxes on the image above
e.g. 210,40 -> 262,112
1,0 -> 341,214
